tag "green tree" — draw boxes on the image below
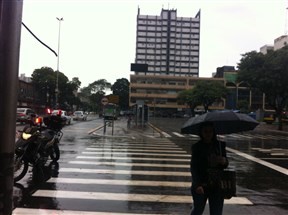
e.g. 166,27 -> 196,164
31,67 -> 80,111
31,67 -> 56,107
111,78 -> 129,110
191,81 -> 227,112
238,47 -> 288,130
178,89 -> 200,117
78,79 -> 112,113
177,81 -> 227,114
89,79 -> 111,93
90,91 -> 105,113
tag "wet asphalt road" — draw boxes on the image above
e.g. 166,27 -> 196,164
12,116 -> 288,214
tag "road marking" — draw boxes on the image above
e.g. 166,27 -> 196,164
47,177 -> 191,187
189,134 -> 199,138
69,161 -> 190,168
161,131 -> 172,137
226,147 -> 288,175
13,208 -> 166,215
90,145 -> 181,149
83,148 -> 187,153
172,132 -> 185,137
121,141 -> 175,144
87,125 -> 104,134
31,190 -> 252,205
82,151 -> 190,157
77,155 -> 190,162
59,167 -> 191,176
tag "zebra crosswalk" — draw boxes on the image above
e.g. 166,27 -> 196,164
13,136 -> 253,215
167,131 -> 288,141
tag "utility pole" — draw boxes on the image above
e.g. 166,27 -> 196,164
55,17 -> 63,108
0,1 -> 23,215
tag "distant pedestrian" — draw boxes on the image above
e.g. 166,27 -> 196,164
190,122 -> 229,215
127,114 -> 132,128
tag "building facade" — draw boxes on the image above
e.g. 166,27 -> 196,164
130,8 -> 207,114
130,74 -> 225,115
134,8 -> 201,76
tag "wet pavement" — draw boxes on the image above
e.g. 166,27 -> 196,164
12,117 -> 288,214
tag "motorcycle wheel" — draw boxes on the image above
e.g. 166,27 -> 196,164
14,155 -> 29,182
50,143 -> 60,162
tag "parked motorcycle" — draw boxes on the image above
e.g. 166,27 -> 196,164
14,112 -> 64,182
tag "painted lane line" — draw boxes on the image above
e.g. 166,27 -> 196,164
68,161 -> 190,168
121,140 -> 175,143
245,134 -> 271,140
230,134 -> 253,139
172,132 -> 185,137
77,156 -> 190,162
86,144 -> 183,150
92,142 -> 177,146
82,151 -> 191,157
32,190 -> 252,205
189,134 -> 199,138
225,134 -> 243,139
226,147 -> 288,175
13,208 -> 166,215
91,144 -> 178,149
262,157 -> 288,160
90,142 -> 179,148
83,148 -> 187,154
59,167 -> 191,176
161,132 -> 171,137
47,178 -> 191,187
33,190 -> 192,203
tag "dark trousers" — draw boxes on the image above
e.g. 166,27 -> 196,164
190,187 -> 224,215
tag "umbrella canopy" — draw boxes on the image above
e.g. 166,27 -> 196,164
181,111 -> 259,135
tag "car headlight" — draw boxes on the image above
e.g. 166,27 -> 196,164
22,132 -> 32,140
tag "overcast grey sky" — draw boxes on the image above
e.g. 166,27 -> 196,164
19,0 -> 287,88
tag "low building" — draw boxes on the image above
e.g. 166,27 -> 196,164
129,74 -> 226,115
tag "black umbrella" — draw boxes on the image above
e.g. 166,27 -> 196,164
181,111 -> 259,135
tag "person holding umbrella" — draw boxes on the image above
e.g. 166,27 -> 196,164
190,121 -> 228,215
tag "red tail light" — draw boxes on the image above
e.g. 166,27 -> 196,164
35,117 -> 42,124
46,108 -> 51,114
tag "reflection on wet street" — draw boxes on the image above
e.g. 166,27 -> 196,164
13,118 -> 288,214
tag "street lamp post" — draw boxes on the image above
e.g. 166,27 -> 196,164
55,17 -> 63,108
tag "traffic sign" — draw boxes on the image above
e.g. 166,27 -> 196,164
101,97 -> 109,105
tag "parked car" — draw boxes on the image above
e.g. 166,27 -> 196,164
16,108 -> 36,124
73,111 -> 87,121
52,110 -> 72,125
263,110 -> 275,124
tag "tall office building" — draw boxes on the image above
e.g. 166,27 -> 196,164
134,8 -> 201,76
129,8 -> 222,116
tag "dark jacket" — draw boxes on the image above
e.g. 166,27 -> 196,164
190,140 -> 228,190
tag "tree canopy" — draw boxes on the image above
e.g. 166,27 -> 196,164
237,47 -> 288,129
111,78 -> 129,110
30,66 -> 129,113
178,80 -> 227,114
31,67 -> 80,111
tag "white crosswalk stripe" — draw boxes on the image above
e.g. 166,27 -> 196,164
161,131 -> 172,137
59,167 -> 191,176
172,132 -> 185,137
31,190 -> 252,204
77,155 -> 190,162
168,131 -> 288,141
